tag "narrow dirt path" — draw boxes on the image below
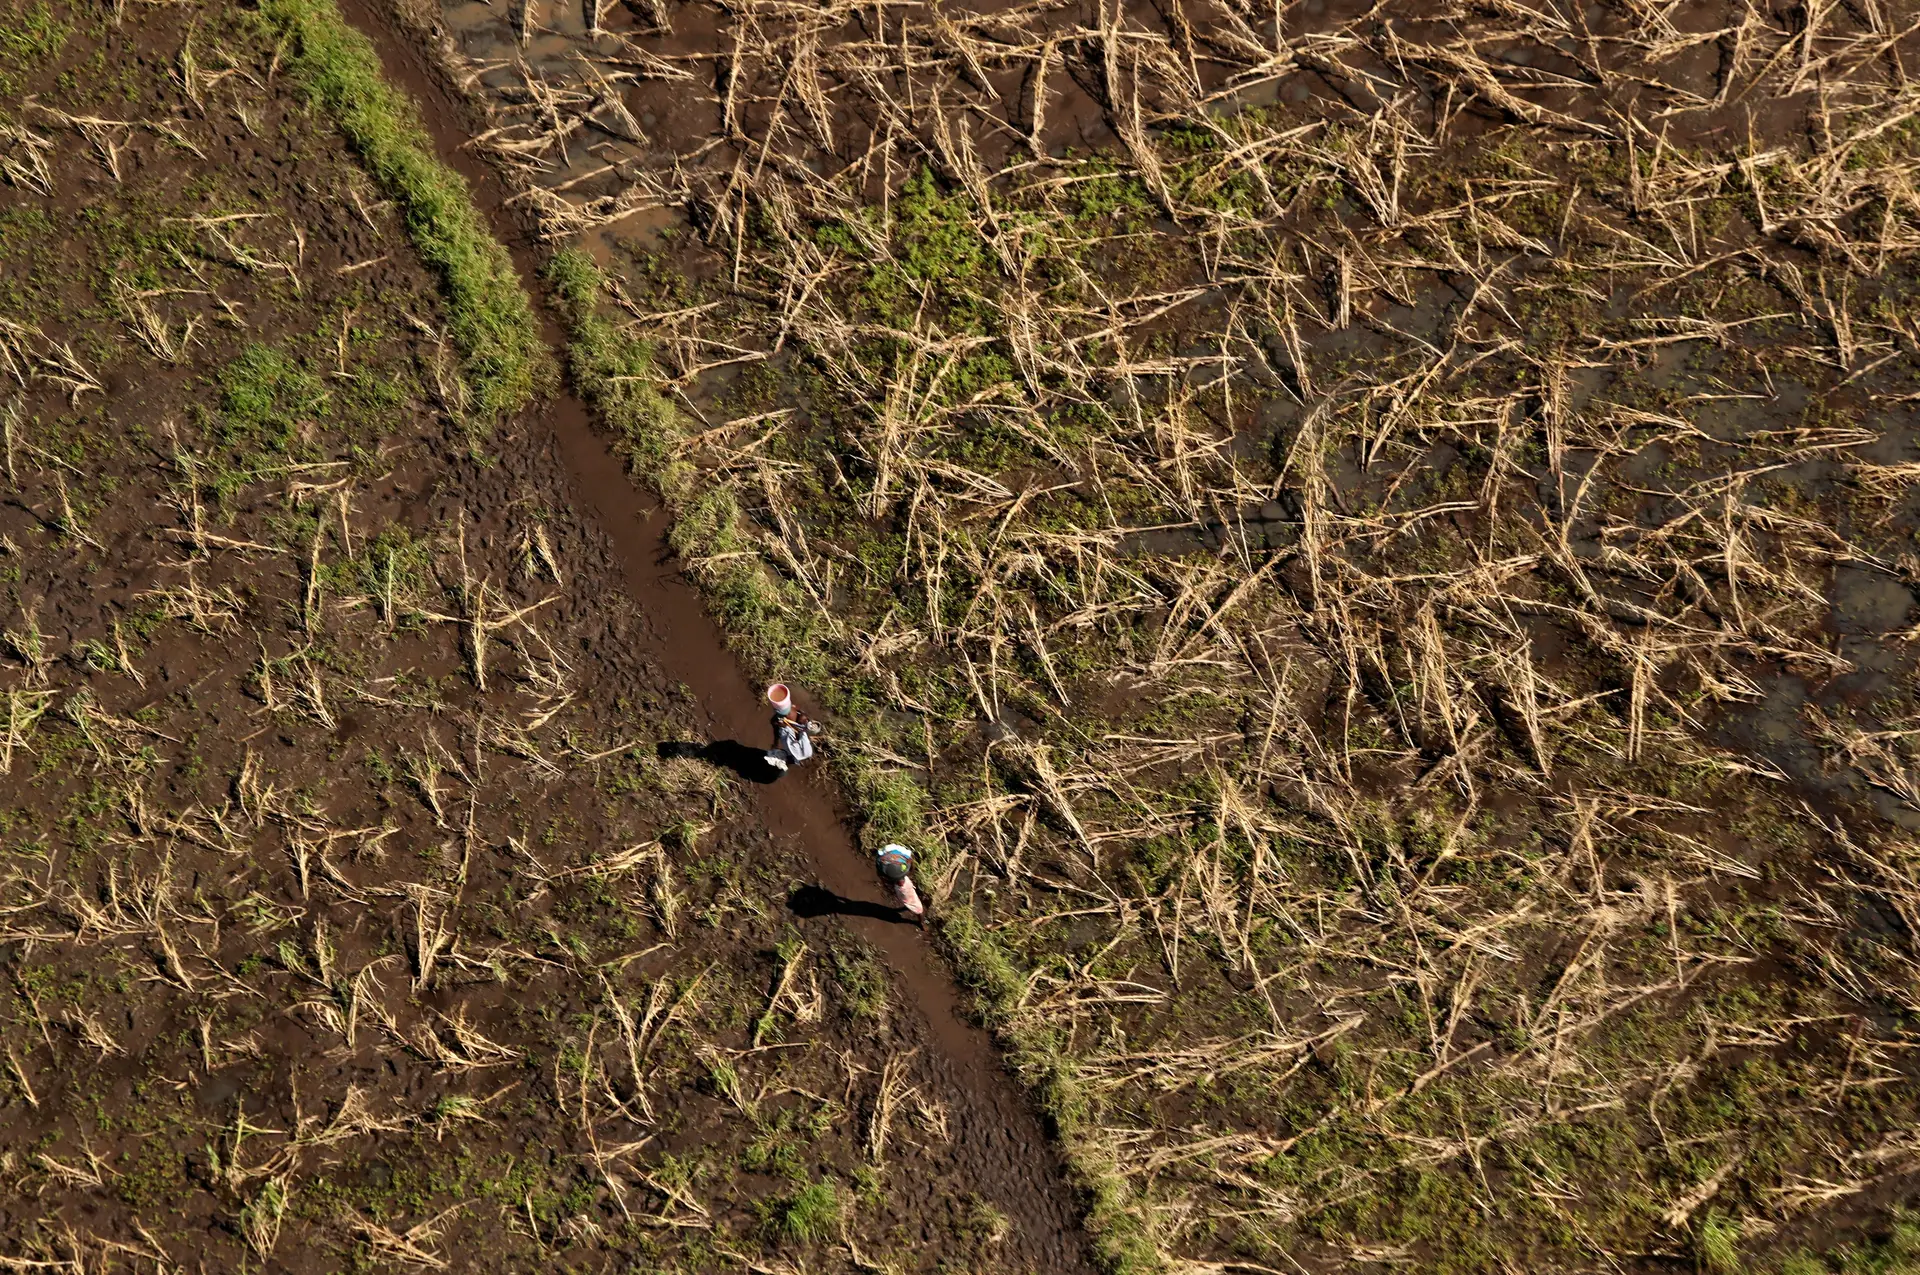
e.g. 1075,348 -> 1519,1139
327,3 -> 1098,1269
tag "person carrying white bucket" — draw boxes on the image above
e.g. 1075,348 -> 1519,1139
763,683 -> 819,773
876,843 -> 924,921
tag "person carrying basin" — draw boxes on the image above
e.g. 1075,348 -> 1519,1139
876,843 -> 924,922
763,682 -> 820,773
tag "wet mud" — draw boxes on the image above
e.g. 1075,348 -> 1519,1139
356,0 -> 1920,1268
335,0 -> 1100,1266
0,1 -> 1112,1269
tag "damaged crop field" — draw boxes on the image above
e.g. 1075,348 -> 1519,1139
0,1 -> 1097,1272
6,0 -> 1920,1270
357,0 -> 1920,1271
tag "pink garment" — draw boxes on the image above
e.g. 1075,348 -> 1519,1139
891,875 -> 924,917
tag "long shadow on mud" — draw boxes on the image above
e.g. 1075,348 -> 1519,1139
658,738 -> 781,783
787,884 -> 917,925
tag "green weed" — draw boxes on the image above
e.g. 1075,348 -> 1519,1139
256,0 -> 549,425
1697,1209 -> 1743,1275
828,943 -> 888,1020
767,1180 -> 840,1244
0,0 -> 64,65
220,343 -> 328,453
892,167 -> 984,284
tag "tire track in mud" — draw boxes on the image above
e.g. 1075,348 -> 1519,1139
325,3 -> 1099,1268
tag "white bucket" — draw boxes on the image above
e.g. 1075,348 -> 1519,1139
766,683 -> 792,713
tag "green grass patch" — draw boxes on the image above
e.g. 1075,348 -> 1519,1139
545,247 -> 689,492
1779,1211 -> 1920,1274
0,0 -> 65,64
255,0 -> 549,426
1696,1210 -> 1743,1275
765,1180 -> 841,1244
220,343 -> 329,453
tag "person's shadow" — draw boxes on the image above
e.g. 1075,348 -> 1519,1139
658,739 -> 783,784
787,885 -> 915,924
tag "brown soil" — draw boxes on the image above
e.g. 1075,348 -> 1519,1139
340,0 -> 1920,1270
336,1 -> 1099,1266
342,0 -> 1101,1266
0,1 -> 1092,1270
